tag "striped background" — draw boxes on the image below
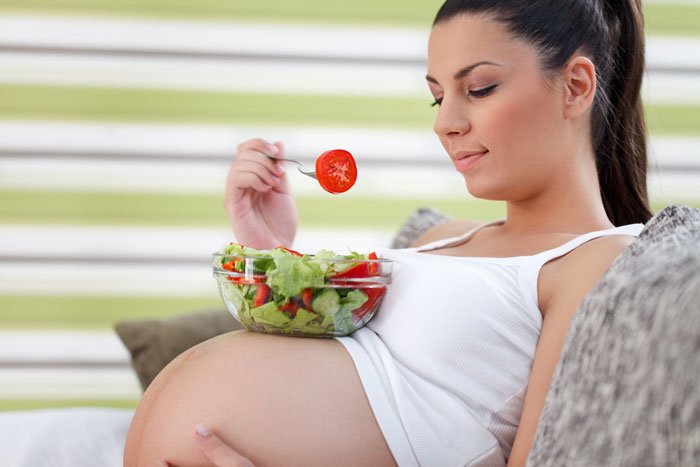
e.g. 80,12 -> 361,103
1,1 -> 699,411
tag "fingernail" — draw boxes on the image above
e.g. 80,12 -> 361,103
195,423 -> 210,437
266,144 -> 278,155
157,461 -> 169,467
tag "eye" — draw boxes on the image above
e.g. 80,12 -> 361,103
430,97 -> 443,107
469,84 -> 497,98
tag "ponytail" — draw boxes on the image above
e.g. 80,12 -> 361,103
595,0 -> 652,225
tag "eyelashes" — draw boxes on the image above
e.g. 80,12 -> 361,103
430,84 -> 498,107
469,84 -> 497,98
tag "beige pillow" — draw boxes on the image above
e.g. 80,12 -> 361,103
115,309 -> 244,391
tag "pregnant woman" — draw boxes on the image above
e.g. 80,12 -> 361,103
124,1 -> 650,465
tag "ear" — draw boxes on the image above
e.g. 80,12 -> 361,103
562,55 -> 596,119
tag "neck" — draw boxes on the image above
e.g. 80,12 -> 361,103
501,147 -> 614,235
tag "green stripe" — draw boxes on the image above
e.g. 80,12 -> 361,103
0,84 -> 435,129
0,399 -> 138,411
0,190 -> 230,228
0,0 -> 441,27
1,191 -> 697,230
645,105 -> 700,136
0,84 -> 698,135
0,190 -> 507,229
646,4 -> 700,37
0,295 -> 223,328
0,1 -> 696,36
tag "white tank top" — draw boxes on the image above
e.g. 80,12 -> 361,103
336,220 -> 644,466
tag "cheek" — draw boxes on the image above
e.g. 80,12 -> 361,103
485,87 -> 562,172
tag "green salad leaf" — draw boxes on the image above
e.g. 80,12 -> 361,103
267,248 -> 326,297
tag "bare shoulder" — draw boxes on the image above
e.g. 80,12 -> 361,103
410,219 -> 483,248
542,233 -> 637,315
564,233 -> 636,271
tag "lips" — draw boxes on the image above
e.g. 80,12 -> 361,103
454,150 -> 488,159
453,150 -> 488,172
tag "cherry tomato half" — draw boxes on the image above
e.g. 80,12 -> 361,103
315,149 -> 357,194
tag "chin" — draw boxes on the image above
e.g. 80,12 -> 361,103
463,178 -> 501,201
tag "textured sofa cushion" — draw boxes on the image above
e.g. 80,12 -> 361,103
390,207 -> 450,249
527,204 -> 700,466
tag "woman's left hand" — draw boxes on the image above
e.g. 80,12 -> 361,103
159,423 -> 256,467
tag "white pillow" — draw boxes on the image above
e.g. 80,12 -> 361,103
0,407 -> 133,467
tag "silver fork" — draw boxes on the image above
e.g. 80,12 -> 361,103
266,155 -> 318,179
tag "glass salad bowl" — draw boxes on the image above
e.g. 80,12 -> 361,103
212,244 -> 393,337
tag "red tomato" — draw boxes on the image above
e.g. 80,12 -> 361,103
280,301 -> 299,316
315,149 -> 357,194
302,288 -> 314,309
253,284 -> 271,307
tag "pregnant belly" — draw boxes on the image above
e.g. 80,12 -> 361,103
124,331 -> 397,467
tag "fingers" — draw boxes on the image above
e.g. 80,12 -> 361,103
236,138 -> 285,175
232,159 -> 282,191
227,138 -> 287,194
272,140 -> 285,159
193,423 -> 256,467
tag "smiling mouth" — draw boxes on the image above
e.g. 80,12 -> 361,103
453,150 -> 488,172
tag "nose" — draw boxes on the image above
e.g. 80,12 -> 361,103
433,97 -> 471,138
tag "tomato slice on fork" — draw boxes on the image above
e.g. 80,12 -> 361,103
315,149 -> 357,194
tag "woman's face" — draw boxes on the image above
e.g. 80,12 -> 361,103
427,14 -> 569,201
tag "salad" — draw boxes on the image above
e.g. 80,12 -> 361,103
213,243 -> 389,337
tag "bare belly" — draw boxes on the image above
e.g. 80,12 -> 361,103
123,330 -> 397,467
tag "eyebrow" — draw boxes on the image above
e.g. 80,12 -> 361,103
425,61 -> 503,84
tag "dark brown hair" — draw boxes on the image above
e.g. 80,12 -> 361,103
434,0 -> 652,225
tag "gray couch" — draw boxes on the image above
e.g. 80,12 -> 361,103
116,204 -> 700,466
527,204 -> 700,466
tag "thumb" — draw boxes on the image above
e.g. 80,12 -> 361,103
193,423 -> 255,467
271,141 -> 287,177
273,141 -> 285,158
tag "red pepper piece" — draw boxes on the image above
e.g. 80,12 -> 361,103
222,256 -> 243,272
227,275 -> 266,285
333,263 -> 370,279
332,252 -> 380,279
368,252 -> 379,275
276,246 -> 303,257
253,284 -> 271,307
353,287 -> 386,319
